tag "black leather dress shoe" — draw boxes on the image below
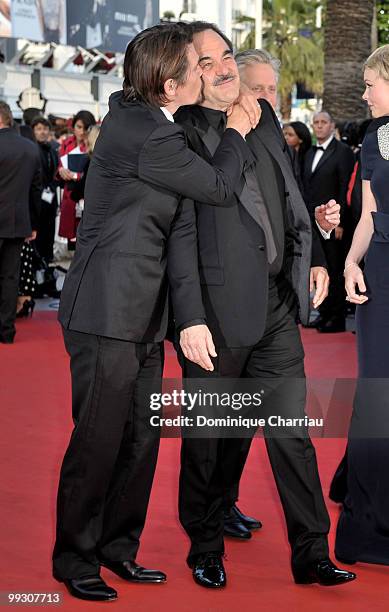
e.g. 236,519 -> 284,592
317,317 -> 346,333
61,576 -> 117,601
231,504 -> 262,530
293,558 -> 356,586
192,553 -> 226,588
101,559 -> 166,583
223,509 -> 252,539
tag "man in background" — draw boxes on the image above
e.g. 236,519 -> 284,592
0,101 -> 41,343
303,111 -> 355,332
236,48 -> 279,110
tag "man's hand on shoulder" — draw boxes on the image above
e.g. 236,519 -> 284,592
180,324 -> 217,372
310,266 -> 329,308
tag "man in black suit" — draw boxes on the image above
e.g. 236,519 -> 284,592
303,111 -> 355,332
170,23 -> 356,589
0,101 -> 41,344
54,23 -> 258,602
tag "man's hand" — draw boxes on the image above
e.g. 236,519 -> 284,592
59,167 -> 74,181
25,230 -> 37,243
310,266 -> 329,308
180,324 -> 217,371
344,263 -> 368,304
227,83 -> 261,130
315,199 -> 340,232
226,101 -> 260,138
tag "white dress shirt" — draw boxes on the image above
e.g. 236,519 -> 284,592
311,134 -> 335,240
160,107 -> 174,123
311,134 -> 334,173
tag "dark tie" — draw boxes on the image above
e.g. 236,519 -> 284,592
313,145 -> 324,151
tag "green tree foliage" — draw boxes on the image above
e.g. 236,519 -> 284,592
377,2 -> 389,45
237,0 -> 323,118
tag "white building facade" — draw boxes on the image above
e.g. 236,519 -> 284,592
160,0 -> 257,49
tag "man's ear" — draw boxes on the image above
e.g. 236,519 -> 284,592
163,78 -> 177,100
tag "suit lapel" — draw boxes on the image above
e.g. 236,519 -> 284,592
305,148 -> 316,178
312,138 -> 336,175
194,120 -> 266,231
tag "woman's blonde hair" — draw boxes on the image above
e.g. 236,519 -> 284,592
87,125 -> 100,156
364,44 -> 389,81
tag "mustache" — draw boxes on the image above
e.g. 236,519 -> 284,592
213,74 -> 236,86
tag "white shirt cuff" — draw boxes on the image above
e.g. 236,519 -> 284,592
316,220 -> 333,240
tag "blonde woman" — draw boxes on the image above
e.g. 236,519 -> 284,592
334,45 -> 389,566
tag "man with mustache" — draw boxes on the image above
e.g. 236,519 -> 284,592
171,22 -> 356,589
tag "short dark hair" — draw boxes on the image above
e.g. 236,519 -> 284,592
188,21 -> 233,52
0,100 -> 13,127
31,116 -> 51,130
72,110 -> 96,130
123,22 -> 193,106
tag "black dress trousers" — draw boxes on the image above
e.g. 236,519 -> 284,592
53,329 -> 163,579
0,237 -> 24,341
179,276 -> 330,571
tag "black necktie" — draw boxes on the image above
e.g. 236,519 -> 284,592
314,145 -> 324,151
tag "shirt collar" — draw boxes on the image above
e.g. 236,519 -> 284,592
317,134 -> 334,150
160,107 -> 174,123
201,107 -> 227,134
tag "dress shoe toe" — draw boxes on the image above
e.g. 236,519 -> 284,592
192,553 -> 226,588
293,558 -> 356,586
61,575 -> 117,601
101,559 -> 166,583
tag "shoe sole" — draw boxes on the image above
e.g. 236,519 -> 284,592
193,579 -> 226,589
294,576 -> 356,586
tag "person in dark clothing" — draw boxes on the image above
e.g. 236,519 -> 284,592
170,23 -> 356,590
31,116 -> 59,262
283,121 -> 312,195
0,101 -> 41,343
303,111 -> 355,333
54,23 -> 259,602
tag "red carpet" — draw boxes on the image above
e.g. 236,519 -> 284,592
1,314 -> 388,611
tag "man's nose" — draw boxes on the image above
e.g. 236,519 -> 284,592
215,61 -> 229,75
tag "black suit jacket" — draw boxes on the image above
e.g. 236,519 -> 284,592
58,91 -> 251,342
0,128 -> 41,238
169,100 -> 323,347
302,138 -> 355,229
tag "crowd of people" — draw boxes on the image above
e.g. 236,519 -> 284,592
0,45 -> 370,342
1,18 -> 389,603
0,104 -> 100,336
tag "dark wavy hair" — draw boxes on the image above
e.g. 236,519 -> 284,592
123,23 -> 193,106
288,121 -> 312,156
